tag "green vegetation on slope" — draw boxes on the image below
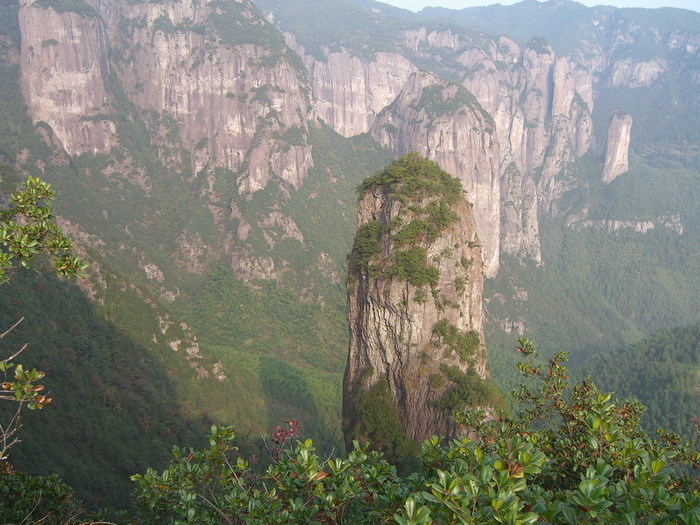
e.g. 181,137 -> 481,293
127,345 -> 699,523
0,271 -> 207,511
433,363 -> 499,411
578,324 -> 700,440
253,0 -> 414,61
207,0 -> 286,50
432,319 -> 480,362
486,215 -> 700,397
386,245 -> 439,286
184,265 -> 342,451
32,0 -> 97,18
420,1 -> 700,57
358,152 -> 462,204
347,368 -> 418,470
350,220 -> 382,272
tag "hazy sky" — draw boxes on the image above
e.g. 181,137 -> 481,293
380,0 -> 699,12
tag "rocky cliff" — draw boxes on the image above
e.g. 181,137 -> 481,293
370,72 -> 501,277
343,154 -> 494,451
447,33 -> 594,240
110,0 -> 314,194
286,35 -> 417,138
602,111 -> 632,184
19,0 -> 314,196
19,0 -> 116,156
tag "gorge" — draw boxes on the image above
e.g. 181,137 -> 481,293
0,0 -> 697,510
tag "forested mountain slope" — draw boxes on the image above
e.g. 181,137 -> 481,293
578,323 -> 700,440
0,0 -> 697,510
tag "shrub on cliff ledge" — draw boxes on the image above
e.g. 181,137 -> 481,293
386,246 -> 439,286
350,220 -> 382,272
358,152 -> 462,205
352,155 -> 464,287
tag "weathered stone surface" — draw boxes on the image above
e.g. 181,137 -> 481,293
602,112 -> 633,184
500,163 -> 540,263
21,0 -> 315,195
610,58 -> 667,88
110,0 -> 314,194
19,0 -> 116,155
287,34 -> 417,137
370,72 -> 501,277
400,30 -> 596,266
343,157 -> 490,445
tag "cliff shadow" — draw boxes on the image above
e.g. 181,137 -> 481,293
259,355 -> 343,456
0,270 -> 212,512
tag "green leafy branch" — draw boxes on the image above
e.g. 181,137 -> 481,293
0,175 -> 86,284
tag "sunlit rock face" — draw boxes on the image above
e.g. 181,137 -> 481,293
286,35 -> 417,138
344,155 -> 490,447
21,0 -> 315,194
19,0 -> 117,155
602,112 -> 633,184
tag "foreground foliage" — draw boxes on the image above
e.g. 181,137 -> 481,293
0,175 -> 85,284
0,175 -> 85,461
132,340 -> 699,524
0,466 -> 95,524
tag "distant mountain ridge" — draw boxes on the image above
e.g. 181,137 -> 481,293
0,0 -> 697,509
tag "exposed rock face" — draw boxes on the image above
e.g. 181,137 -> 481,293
398,30 -> 595,266
19,0 -> 116,155
602,112 -> 633,183
343,155 -> 492,448
581,215 -> 683,234
108,0 -> 314,194
370,72 -> 501,277
287,36 -> 417,137
463,40 -> 594,215
500,163 -> 540,262
581,219 -> 654,233
610,58 -> 667,88
19,0 -> 314,195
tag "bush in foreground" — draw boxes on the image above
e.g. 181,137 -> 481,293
132,339 -> 699,524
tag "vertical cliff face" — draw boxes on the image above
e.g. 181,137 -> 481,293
18,0 -> 314,195
286,36 -> 417,138
399,30 -> 595,266
602,111 -> 633,184
107,0 -> 313,194
19,0 -> 116,155
461,38 -> 594,214
537,57 -> 595,214
500,163 -> 540,262
370,72 -> 501,277
517,44 -> 557,176
343,154 -> 493,451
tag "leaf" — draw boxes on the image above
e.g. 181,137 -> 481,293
651,459 -> 664,475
